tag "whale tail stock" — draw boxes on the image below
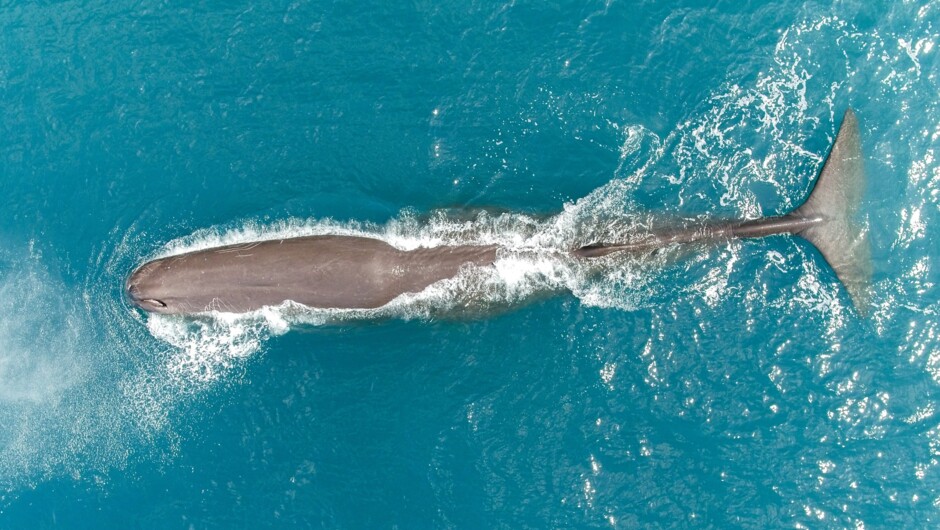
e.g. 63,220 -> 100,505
573,109 -> 872,314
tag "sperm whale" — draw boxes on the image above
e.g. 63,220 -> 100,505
127,109 -> 871,315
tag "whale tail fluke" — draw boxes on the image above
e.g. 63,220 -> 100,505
790,109 -> 872,314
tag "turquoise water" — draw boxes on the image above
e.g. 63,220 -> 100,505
2,0 -> 939,527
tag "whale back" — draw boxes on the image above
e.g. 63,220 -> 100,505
127,236 -> 498,313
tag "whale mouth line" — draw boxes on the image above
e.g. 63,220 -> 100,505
126,280 -> 168,310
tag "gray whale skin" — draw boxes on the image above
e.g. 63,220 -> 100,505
127,110 -> 871,315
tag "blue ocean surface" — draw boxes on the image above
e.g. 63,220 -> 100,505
1,0 -> 938,527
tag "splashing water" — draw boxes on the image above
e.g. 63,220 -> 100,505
0,244 -> 147,492
5,7 -> 935,524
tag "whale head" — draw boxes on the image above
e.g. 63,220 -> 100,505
126,259 -> 180,314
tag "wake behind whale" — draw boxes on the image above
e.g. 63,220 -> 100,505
127,110 -> 871,319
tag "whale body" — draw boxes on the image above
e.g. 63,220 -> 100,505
127,236 -> 498,314
127,110 -> 871,315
